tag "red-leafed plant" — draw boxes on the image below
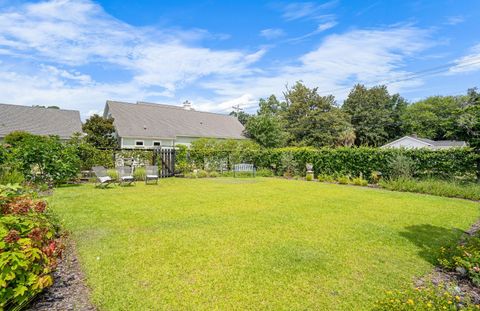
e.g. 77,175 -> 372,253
0,184 -> 63,310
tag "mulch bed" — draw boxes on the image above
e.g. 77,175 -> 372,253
415,219 -> 480,304
26,239 -> 96,311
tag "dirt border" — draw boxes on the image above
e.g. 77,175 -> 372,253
25,238 -> 96,311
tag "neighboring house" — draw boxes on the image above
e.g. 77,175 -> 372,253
103,100 -> 245,149
381,135 -> 467,149
0,103 -> 82,142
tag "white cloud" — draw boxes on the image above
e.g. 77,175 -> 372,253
446,16 -> 465,26
201,26 -> 432,103
449,43 -> 480,73
281,1 -> 338,21
260,28 -> 285,40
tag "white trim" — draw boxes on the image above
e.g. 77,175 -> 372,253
382,136 -> 432,148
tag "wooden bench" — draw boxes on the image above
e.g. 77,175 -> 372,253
233,163 -> 256,177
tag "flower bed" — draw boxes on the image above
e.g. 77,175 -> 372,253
0,184 -> 63,310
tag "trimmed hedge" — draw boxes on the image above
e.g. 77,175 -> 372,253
188,142 -> 479,180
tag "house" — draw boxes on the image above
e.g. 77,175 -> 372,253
103,100 -> 245,149
381,135 -> 467,149
0,103 -> 82,141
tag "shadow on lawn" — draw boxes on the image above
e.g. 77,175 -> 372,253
400,224 -> 464,265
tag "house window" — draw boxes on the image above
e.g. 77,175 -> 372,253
153,141 -> 161,147
135,140 -> 144,147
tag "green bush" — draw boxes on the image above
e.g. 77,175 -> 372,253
208,171 -> 219,178
0,184 -> 62,309
196,170 -> 208,178
379,178 -> 480,201
3,131 -> 34,147
351,176 -> 368,186
388,154 -> 415,179
134,167 -> 146,181
0,168 -> 24,185
336,176 -> 351,185
373,283 -> 476,310
439,230 -> 480,286
317,174 -> 335,182
107,169 -> 118,180
12,135 -> 80,185
256,168 -> 274,177
184,172 -> 197,179
187,145 -> 478,181
305,174 -> 313,181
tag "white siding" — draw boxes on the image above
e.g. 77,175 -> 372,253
383,137 -> 431,149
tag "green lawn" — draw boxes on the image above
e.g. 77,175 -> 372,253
50,178 -> 479,310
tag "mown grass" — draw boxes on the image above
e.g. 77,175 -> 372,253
50,178 -> 479,310
379,177 -> 480,201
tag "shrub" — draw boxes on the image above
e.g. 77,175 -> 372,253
351,176 -> 368,186
336,176 -> 351,185
256,168 -> 274,177
196,170 -> 208,178
107,169 -> 118,180
379,178 -> 480,201
305,174 -> 313,181
184,172 -> 197,179
439,230 -> 480,286
12,135 -> 80,185
208,171 -> 219,178
134,167 -> 146,181
370,171 -> 382,184
0,168 -> 24,185
373,283 -> 477,310
388,154 -> 415,179
3,131 -> 34,147
68,136 -> 114,170
0,184 -> 62,310
317,174 -> 335,183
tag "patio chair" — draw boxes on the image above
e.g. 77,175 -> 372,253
92,166 -> 115,188
145,165 -> 159,184
117,166 -> 135,186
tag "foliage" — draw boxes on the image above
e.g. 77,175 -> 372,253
82,114 -> 118,149
0,168 -> 24,185
13,135 -> 80,185
252,147 -> 478,181
49,180 -> 479,310
402,95 -> 463,141
373,283 -> 477,310
107,169 -> 118,180
256,168 -> 274,177
134,167 -> 146,181
196,170 -> 208,178
68,134 -> 114,170
317,174 -> 335,182
439,230 -> 480,287
283,82 -> 353,147
0,184 -> 62,310
351,176 -> 368,186
379,178 -> 480,201
305,174 -> 313,181
336,175 -> 351,184
3,131 -> 34,147
229,111 -> 250,126
175,145 -> 191,174
244,114 -> 288,148
189,138 -> 260,171
208,171 -> 219,178
388,154 -> 415,179
343,84 -> 406,146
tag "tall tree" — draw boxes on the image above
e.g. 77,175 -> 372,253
342,84 -> 395,146
283,82 -> 353,147
82,114 -> 118,148
257,95 -> 287,116
457,88 -> 480,180
244,114 -> 288,148
402,95 -> 462,140
229,110 -> 250,125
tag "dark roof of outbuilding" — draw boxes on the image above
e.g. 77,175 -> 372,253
104,100 -> 245,139
0,103 -> 82,139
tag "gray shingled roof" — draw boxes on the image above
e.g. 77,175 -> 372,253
105,101 -> 245,139
415,137 -> 467,147
0,103 -> 82,139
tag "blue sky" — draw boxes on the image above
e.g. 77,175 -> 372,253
0,0 -> 479,118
